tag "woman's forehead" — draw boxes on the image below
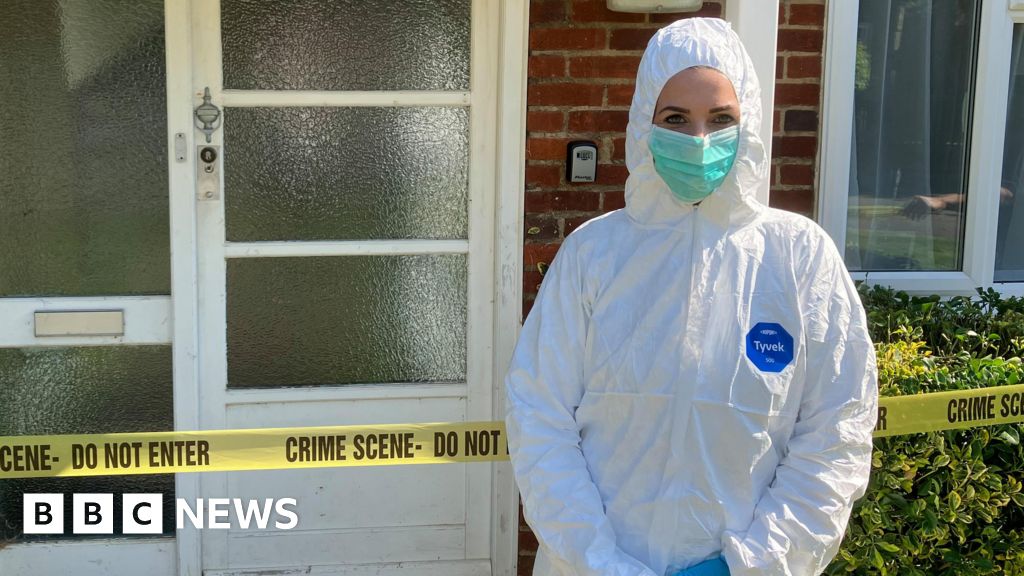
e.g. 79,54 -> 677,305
655,66 -> 739,109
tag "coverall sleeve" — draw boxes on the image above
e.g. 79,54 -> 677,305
505,235 -> 659,576
721,238 -> 879,576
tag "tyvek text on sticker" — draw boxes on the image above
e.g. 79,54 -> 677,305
745,322 -> 794,373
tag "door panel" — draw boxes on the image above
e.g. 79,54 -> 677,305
0,0 -> 177,561
0,539 -> 175,576
0,297 -> 170,347
221,397 -> 468,568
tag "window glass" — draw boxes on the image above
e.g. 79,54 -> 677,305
995,24 -> 1024,282
846,0 -> 981,271
226,255 -> 467,388
0,0 -> 168,297
224,107 -> 469,242
221,0 -> 470,91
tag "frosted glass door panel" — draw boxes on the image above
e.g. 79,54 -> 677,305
224,107 -> 469,241
221,0 -> 470,91
226,256 -> 467,388
0,346 -> 175,540
0,0 -> 169,297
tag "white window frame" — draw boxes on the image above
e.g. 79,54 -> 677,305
726,0 -> 780,206
818,0 -> 1024,296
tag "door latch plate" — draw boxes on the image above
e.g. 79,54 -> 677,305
197,145 -> 221,201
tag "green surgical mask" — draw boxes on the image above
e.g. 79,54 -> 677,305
648,124 -> 740,203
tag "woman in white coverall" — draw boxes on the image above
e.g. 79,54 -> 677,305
505,18 -> 878,576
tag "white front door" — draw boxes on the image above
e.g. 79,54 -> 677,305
184,1 -> 510,574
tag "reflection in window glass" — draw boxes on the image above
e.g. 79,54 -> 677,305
995,25 -> 1024,282
846,0 -> 980,271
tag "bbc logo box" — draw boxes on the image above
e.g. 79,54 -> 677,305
20,493 -> 298,534
23,493 -> 164,535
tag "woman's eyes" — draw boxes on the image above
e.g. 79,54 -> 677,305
661,114 -> 736,125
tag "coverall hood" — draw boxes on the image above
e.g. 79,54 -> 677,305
626,18 -> 768,228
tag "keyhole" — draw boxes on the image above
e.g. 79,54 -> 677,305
200,147 -> 217,163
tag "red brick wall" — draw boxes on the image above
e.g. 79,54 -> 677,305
516,1 -> 825,573
523,0 -> 726,325
771,0 -> 825,216
522,0 -> 825,316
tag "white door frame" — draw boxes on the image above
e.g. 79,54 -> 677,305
167,0 -> 203,573
493,2 -> 530,574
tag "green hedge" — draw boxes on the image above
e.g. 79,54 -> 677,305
827,287 -> 1024,575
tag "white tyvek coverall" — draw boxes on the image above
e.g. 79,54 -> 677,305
505,18 -> 878,576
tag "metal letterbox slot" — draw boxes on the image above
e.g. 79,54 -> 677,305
34,310 -> 125,337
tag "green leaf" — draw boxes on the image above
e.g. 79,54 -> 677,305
878,542 -> 901,553
998,428 -> 1020,446
872,547 -> 885,570
949,492 -> 962,510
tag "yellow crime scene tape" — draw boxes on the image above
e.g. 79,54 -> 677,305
3,384 -> 1024,479
0,421 -> 508,479
872,383 -> 1024,438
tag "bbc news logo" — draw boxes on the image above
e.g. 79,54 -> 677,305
23,494 -> 299,534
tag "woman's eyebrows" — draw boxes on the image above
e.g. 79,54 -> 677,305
656,104 -> 737,115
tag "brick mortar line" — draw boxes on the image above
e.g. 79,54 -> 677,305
525,192 -> 628,199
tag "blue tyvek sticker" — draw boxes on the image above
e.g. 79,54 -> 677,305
745,322 -> 794,373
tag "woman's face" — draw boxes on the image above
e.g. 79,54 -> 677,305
652,66 -> 740,137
